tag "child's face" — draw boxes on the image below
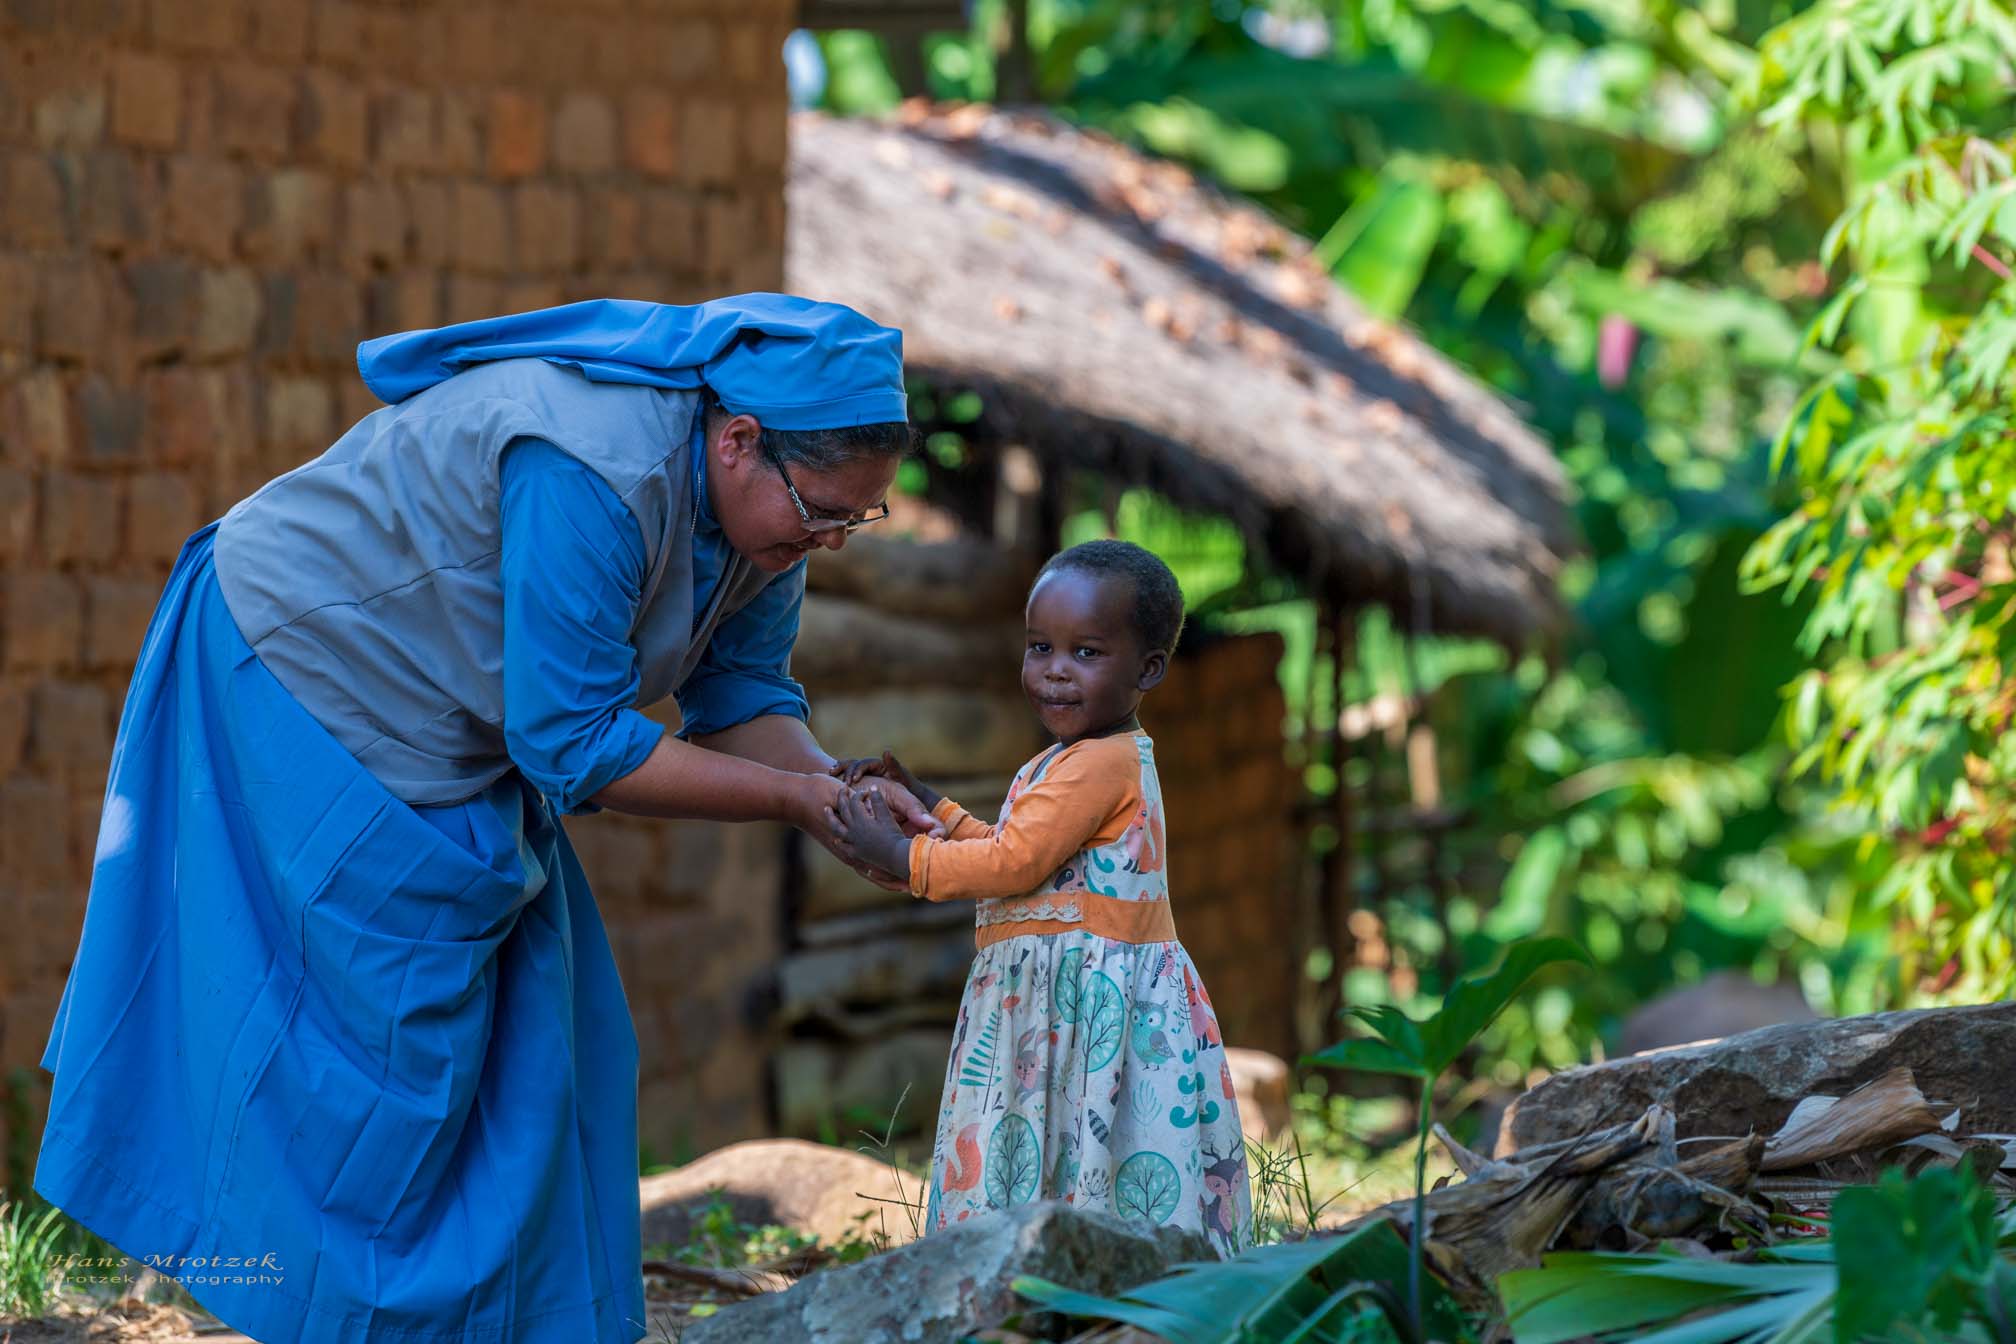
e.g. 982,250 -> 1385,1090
1023,569 -> 1166,743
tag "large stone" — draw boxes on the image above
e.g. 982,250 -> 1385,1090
1617,970 -> 1818,1057
683,1200 -> 1213,1344
640,1139 -> 926,1255
775,1031 -> 951,1137
1500,1002 -> 2016,1157
1226,1046 -> 1291,1143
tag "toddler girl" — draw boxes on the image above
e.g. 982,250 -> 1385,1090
827,539 -> 1253,1255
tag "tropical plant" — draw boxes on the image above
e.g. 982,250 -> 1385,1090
1500,1166 -> 2016,1343
1736,0 -> 2016,1003
0,1197 -> 69,1318
1306,936 -> 1590,1335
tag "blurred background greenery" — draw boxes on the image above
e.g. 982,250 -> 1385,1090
797,0 -> 2016,1112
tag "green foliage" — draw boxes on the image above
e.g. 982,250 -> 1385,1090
1738,0 -> 2016,1001
1015,1219 -> 1466,1344
1832,1167 -> 2007,1343
1308,937 -> 1592,1079
1500,1167 -> 2016,1344
0,1198 -> 68,1318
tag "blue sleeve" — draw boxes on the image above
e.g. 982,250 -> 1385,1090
499,437 -> 667,815
675,557 -> 811,740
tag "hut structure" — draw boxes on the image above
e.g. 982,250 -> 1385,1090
698,104 -> 1578,1139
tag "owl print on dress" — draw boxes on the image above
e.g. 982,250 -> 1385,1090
1129,1003 -> 1177,1068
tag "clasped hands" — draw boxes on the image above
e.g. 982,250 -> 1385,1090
803,750 -> 935,892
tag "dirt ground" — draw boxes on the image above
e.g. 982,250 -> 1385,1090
0,1301 -> 251,1344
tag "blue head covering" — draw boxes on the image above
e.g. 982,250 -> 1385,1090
356,294 -> 908,430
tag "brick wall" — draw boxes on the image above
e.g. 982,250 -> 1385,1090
0,0 -> 795,1180
1150,631 -> 1299,1058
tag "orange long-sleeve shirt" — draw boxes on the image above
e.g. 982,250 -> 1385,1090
905,733 -> 1142,901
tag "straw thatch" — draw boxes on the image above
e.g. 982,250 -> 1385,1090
787,104 -> 1576,646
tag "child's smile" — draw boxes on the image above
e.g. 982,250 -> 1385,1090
1022,569 -> 1166,745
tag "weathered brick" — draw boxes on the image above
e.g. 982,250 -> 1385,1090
72,149 -> 149,253
255,272 -> 298,358
149,0 -> 243,52
657,21 -> 721,83
3,370 -> 70,463
124,471 -> 199,564
343,180 -> 407,269
108,52 -> 180,150
40,472 -> 120,565
143,365 -> 252,468
298,69 -> 365,170
443,275 -> 502,325
584,189 -> 641,268
4,153 -> 72,248
443,6 -> 508,83
373,90 -> 437,173
33,86 -> 107,150
193,266 -> 262,361
76,376 -> 143,463
164,157 -> 243,262
678,99 -> 737,188
451,183 -> 510,274
745,96 -> 786,173
0,255 -> 35,352
210,65 -> 294,160
291,272 -> 362,367
724,25 -> 768,83
552,93 -> 616,175
308,0 -> 364,65
243,167 -> 335,262
127,257 -> 196,362
263,375 -> 332,459
0,773 -> 70,887
366,273 -> 438,335
405,180 -> 452,265
83,575 -> 161,669
245,0 -> 309,60
642,191 -> 699,268
0,466 -> 32,563
487,91 -> 546,180
2,574 -> 83,672
26,681 -> 111,768
37,260 -> 118,365
0,681 -> 26,776
623,90 -> 679,179
500,279 -> 562,315
513,184 -> 580,272
438,93 -> 480,175
701,196 -> 759,279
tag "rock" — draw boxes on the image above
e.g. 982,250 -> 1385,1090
639,1139 -> 926,1254
1225,1046 -> 1291,1143
1617,970 -> 1819,1057
1500,1002 -> 2016,1157
682,1200 -> 1212,1344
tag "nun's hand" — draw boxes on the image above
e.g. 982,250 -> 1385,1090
826,784 -> 914,881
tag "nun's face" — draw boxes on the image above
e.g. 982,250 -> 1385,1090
706,414 -> 899,573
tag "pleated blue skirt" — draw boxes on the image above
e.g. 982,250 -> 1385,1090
33,521 -> 648,1343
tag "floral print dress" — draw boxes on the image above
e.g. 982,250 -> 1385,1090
910,733 -> 1253,1255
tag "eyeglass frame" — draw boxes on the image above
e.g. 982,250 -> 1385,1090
760,434 -> 891,535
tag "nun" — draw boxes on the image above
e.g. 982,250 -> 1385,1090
33,294 -> 938,1343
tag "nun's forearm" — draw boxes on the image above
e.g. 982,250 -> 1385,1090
685,714 -> 836,776
588,731 -> 833,824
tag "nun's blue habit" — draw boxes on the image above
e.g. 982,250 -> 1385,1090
32,297 -> 906,1343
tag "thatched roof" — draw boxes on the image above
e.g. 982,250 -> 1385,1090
787,104 -> 1575,646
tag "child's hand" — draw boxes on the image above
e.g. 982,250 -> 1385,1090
825,785 -> 916,884
830,751 -> 941,815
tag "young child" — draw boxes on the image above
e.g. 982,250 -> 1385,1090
826,539 -> 1254,1255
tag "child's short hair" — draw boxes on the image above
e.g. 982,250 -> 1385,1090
1038,540 -> 1186,654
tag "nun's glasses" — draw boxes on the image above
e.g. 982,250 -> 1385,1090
763,441 -> 891,535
